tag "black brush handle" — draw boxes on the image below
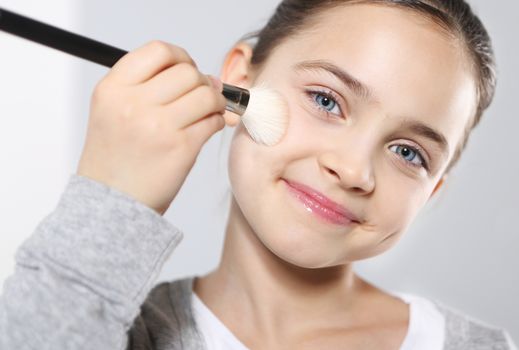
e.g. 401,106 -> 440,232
0,7 -> 127,67
0,7 -> 250,115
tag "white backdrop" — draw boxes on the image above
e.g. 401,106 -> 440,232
1,0 -> 517,340
0,0 -> 79,291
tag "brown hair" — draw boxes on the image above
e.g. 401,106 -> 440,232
242,0 -> 497,175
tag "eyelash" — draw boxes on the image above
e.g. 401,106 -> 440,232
304,88 -> 430,172
305,88 -> 344,119
389,144 -> 429,171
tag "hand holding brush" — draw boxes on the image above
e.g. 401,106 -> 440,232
0,7 -> 288,214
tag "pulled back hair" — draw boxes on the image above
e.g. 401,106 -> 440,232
243,0 -> 497,175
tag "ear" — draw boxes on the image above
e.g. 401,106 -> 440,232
429,175 -> 447,199
219,42 -> 255,126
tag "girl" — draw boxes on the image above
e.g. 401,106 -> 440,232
1,0 -> 516,349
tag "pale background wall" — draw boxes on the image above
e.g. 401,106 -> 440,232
1,0 -> 517,340
0,0 -> 80,293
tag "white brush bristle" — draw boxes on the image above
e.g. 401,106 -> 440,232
240,84 -> 289,146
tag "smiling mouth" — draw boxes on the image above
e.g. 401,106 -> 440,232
282,179 -> 358,226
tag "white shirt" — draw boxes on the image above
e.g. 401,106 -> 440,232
392,291 -> 445,350
191,290 -> 445,350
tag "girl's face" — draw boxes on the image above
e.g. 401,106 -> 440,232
226,4 -> 476,268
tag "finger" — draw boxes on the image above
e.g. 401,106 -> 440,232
110,41 -> 196,84
183,113 -> 226,148
207,75 -> 223,93
222,110 -> 241,126
142,63 -> 212,105
161,85 -> 227,129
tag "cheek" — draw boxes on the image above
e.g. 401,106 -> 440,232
227,89 -> 319,179
274,91 -> 336,153
282,105 -> 317,145
227,122 -> 285,217
227,134 -> 276,244
228,125 -> 256,181
372,169 -> 431,237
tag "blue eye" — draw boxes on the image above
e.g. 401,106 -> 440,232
307,90 -> 343,117
389,144 -> 429,170
315,93 -> 338,112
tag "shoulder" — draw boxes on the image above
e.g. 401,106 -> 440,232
138,275 -> 196,321
127,276 -> 201,349
145,276 -> 195,306
429,298 -> 517,350
392,290 -> 516,349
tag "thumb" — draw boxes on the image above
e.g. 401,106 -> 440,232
206,75 -> 240,126
185,113 -> 225,147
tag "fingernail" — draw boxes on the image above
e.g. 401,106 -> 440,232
208,75 -> 223,92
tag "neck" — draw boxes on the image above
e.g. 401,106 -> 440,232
194,197 -> 368,345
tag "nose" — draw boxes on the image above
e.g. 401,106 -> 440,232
318,149 -> 375,195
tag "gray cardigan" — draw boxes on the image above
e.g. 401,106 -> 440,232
0,175 -> 516,350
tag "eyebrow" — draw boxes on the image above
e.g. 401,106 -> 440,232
293,59 -> 374,101
399,119 -> 450,156
293,59 -> 450,156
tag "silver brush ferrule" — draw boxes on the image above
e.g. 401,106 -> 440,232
222,83 -> 250,116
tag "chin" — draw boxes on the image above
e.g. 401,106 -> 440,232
255,218 -> 402,269
255,226 -> 347,269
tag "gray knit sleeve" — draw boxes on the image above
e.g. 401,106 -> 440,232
507,331 -> 519,350
435,301 -> 518,349
0,174 -> 184,350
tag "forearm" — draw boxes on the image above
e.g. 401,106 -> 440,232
0,174 -> 183,349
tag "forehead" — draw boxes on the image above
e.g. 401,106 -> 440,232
256,4 -> 477,158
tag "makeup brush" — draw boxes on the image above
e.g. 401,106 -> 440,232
0,7 -> 288,146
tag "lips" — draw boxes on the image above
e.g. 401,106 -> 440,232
282,179 -> 360,224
